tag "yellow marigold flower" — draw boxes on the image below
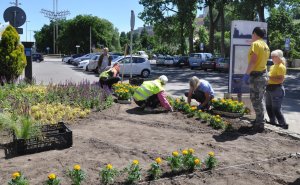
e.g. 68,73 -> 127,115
194,158 -> 201,165
133,160 -> 139,165
208,152 -> 215,157
182,150 -> 188,155
155,157 -> 162,164
12,172 -> 20,179
211,99 -> 215,102
48,173 -> 56,180
172,151 -> 179,157
176,98 -> 180,103
198,110 -> 202,112
73,164 -> 81,171
188,148 -> 195,154
106,164 -> 113,170
190,106 -> 197,111
216,115 -> 220,118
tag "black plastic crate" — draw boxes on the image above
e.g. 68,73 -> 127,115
4,122 -> 72,158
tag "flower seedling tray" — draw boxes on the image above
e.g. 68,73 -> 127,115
4,122 -> 72,158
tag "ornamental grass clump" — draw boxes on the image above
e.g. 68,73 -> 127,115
205,152 -> 218,170
166,151 -> 183,172
123,160 -> 142,184
148,157 -> 162,180
8,171 -> 29,185
67,164 -> 86,185
181,148 -> 201,171
45,173 -> 61,185
100,164 -> 119,185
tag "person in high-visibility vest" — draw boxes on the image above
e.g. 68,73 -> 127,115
99,63 -> 121,93
133,75 -> 173,112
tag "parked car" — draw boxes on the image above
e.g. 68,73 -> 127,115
66,54 -> 85,64
136,51 -> 149,59
86,54 -> 101,72
188,53 -> 213,70
174,56 -> 189,67
164,56 -> 174,66
73,53 -> 98,66
78,59 -> 90,70
201,57 -> 217,71
112,56 -> 151,78
32,53 -> 44,62
156,56 -> 165,66
215,58 -> 230,72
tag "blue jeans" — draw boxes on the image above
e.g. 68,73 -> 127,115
265,85 -> 287,125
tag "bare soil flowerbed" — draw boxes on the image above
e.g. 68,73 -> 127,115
0,103 -> 299,185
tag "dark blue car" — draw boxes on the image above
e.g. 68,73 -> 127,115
32,53 -> 44,62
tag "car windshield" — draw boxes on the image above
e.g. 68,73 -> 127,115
112,56 -> 123,62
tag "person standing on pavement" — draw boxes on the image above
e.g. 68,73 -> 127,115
242,27 -> 270,131
265,49 -> 288,129
133,75 -> 173,112
185,76 -> 214,110
98,47 -> 112,74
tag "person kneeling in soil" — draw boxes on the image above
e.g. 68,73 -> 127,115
185,76 -> 214,110
133,75 -> 173,112
99,63 -> 121,94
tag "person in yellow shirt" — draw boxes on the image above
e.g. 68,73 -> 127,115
242,27 -> 270,131
265,49 -> 288,129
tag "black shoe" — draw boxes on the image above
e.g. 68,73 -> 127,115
278,124 -> 289,130
252,123 -> 265,133
265,119 -> 277,126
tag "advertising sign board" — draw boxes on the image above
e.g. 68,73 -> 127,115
229,20 -> 268,93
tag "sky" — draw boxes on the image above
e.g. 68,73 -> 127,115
0,0 -> 145,42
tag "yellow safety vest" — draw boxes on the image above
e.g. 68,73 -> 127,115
133,79 -> 164,101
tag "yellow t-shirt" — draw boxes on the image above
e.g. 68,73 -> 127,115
247,39 -> 270,71
268,63 -> 286,84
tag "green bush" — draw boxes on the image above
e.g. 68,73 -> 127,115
0,25 -> 26,83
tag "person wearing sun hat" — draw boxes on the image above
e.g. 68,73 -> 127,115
265,49 -> 288,129
133,75 -> 173,111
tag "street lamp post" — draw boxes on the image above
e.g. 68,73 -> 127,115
76,45 -> 80,54
25,20 -> 30,41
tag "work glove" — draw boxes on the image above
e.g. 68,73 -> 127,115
197,104 -> 203,110
242,74 -> 250,85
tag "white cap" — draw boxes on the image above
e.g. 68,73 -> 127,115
159,75 -> 168,85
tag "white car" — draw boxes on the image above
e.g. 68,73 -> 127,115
136,51 -> 149,59
86,55 -> 100,72
78,59 -> 90,70
112,56 -> 151,78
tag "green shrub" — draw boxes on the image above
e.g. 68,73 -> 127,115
0,25 -> 26,83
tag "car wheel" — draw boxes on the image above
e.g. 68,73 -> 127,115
85,66 -> 89,71
141,69 -> 150,78
204,68 -> 207,71
190,67 -> 195,70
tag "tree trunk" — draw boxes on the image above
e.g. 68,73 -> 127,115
208,6 -> 215,54
180,22 -> 185,55
256,3 -> 265,22
220,4 -> 225,57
